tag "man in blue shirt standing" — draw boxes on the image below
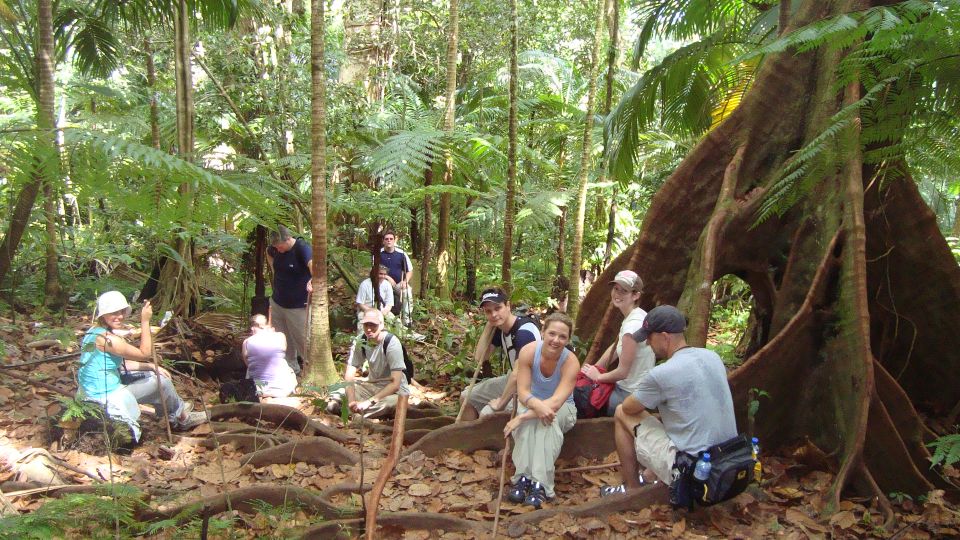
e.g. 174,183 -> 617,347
267,225 -> 312,375
379,230 -> 414,325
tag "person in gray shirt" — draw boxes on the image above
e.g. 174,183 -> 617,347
601,305 -> 737,495
325,309 -> 409,419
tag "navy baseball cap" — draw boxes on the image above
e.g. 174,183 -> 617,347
633,305 -> 687,341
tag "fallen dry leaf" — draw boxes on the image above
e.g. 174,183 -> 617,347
829,510 -> 857,529
192,458 -> 242,483
785,508 -> 828,534
408,483 -> 432,496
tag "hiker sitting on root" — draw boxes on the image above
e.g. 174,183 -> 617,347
242,315 -> 297,400
601,305 -> 737,495
580,270 -> 656,416
77,291 -> 207,443
459,287 -> 542,421
326,309 -> 409,419
503,312 -> 579,508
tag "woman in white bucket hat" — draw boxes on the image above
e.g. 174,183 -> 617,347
76,291 -> 207,443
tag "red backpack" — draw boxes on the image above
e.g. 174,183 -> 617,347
573,367 -> 615,419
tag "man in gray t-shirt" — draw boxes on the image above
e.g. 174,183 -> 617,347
325,309 -> 409,419
602,305 -> 737,495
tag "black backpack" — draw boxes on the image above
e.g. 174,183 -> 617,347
670,434 -> 757,509
362,332 -> 415,383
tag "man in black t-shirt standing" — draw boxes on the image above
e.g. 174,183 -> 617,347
379,231 -> 413,325
267,225 -> 312,375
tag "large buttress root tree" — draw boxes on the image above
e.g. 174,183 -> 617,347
577,0 -> 960,512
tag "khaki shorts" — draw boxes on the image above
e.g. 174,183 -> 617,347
634,415 -> 678,486
464,374 -> 509,413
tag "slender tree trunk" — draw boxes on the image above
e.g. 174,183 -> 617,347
0,0 -> 55,290
601,0 -> 620,268
302,0 -> 338,386
566,0 -> 606,323
436,0 -> 460,301
419,167 -> 433,298
36,0 -> 60,307
144,38 -> 161,150
154,0 -> 199,316
500,0 -> 520,292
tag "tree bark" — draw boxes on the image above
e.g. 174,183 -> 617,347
0,0 -> 55,291
302,0 -> 339,387
37,0 -> 60,307
577,0 -> 960,507
154,0 -> 199,316
419,167 -> 433,298
500,0 -> 520,291
601,0 -> 620,268
436,0 -> 460,302
566,0 -> 606,323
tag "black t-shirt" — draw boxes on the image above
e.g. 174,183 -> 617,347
269,238 -> 312,308
491,319 -> 541,368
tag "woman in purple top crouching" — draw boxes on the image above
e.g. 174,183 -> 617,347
242,315 -> 298,399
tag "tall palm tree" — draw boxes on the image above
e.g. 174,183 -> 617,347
303,0 -> 337,386
435,0 -> 460,301
500,0 -> 519,290
566,0 -> 606,322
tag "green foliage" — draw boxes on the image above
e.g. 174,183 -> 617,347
0,484 -> 144,539
928,432 -> 960,469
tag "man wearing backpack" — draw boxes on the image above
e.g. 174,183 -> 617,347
325,309 -> 409,419
459,287 -> 542,421
267,225 -> 312,375
601,305 -> 737,495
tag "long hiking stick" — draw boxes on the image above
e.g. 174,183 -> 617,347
492,397 -> 519,537
455,322 -> 495,423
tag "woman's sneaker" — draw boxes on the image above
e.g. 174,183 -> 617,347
174,411 -> 208,431
507,475 -> 531,503
523,481 -> 548,508
600,484 -> 626,497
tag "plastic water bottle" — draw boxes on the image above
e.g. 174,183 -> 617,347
752,437 -> 763,483
693,453 -> 712,482
160,310 -> 173,328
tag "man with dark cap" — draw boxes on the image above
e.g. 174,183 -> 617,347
601,305 -> 737,495
266,225 -> 312,375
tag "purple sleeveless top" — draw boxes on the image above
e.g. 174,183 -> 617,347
245,330 -> 288,382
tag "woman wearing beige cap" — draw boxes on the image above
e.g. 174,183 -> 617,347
580,270 -> 656,416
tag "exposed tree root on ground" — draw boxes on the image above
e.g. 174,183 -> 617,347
353,415 -> 455,434
201,433 -> 290,454
139,484 -> 358,524
240,437 -> 359,467
208,403 -> 353,443
299,484 -> 670,538
406,414 -> 616,460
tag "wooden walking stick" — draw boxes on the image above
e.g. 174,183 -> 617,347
492,397 -> 519,538
365,393 -> 409,539
152,347 -> 174,445
455,322 -> 495,423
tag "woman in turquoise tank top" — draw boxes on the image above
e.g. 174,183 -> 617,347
77,291 -> 207,443
503,312 -> 580,508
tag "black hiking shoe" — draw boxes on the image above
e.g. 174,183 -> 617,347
523,481 -> 548,508
508,475 -> 531,503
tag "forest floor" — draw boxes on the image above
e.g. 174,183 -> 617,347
0,293 -> 958,538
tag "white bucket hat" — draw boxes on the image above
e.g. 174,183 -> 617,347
95,291 -> 131,318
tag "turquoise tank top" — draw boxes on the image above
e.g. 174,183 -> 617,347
77,327 -> 124,398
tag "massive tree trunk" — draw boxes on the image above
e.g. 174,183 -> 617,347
303,0 -> 339,387
577,0 -> 960,508
0,0 -> 56,292
500,0 -> 519,291
566,0 -> 605,322
436,0 -> 460,302
154,0 -> 199,316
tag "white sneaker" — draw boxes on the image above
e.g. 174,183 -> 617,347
175,411 -> 208,431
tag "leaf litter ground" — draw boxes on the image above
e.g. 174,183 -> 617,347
0,308 -> 958,539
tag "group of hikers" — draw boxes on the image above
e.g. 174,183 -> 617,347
76,225 -> 743,511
